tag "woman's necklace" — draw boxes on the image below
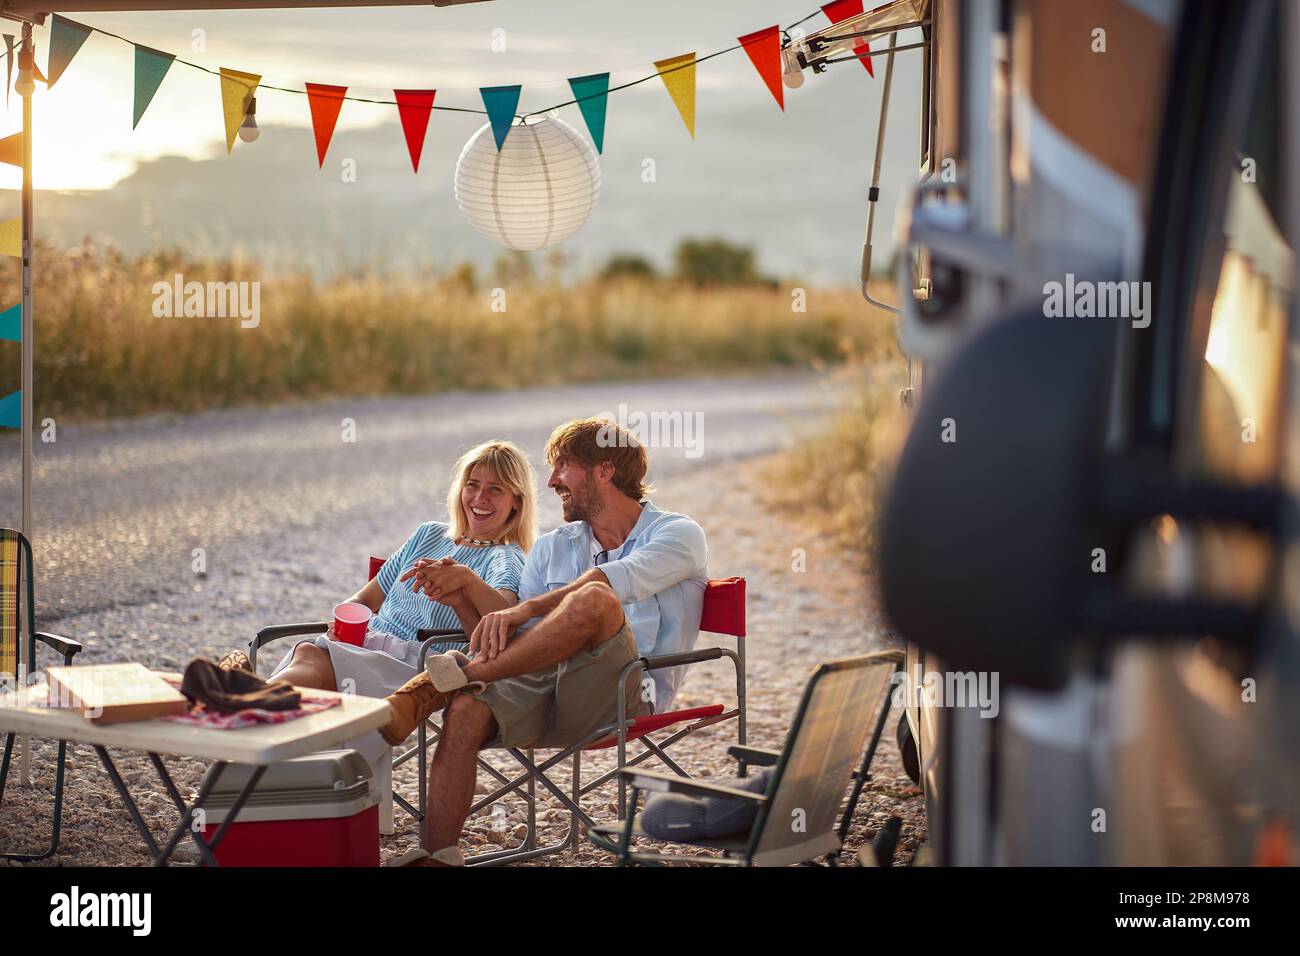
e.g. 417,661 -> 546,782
457,533 -> 505,547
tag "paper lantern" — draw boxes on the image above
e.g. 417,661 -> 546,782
454,116 -> 601,251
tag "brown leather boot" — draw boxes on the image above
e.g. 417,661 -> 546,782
217,649 -> 254,673
379,672 -> 451,745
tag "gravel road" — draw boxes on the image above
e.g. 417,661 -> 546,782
0,372 -> 925,866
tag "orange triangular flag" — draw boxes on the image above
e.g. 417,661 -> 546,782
219,67 -> 261,154
0,132 -> 20,168
738,26 -> 783,110
654,52 -> 696,138
305,82 -> 347,167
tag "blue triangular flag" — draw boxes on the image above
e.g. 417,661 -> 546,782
0,389 -> 20,428
567,72 -> 609,153
47,15 -> 92,89
133,44 -> 176,129
0,303 -> 19,342
480,84 -> 521,150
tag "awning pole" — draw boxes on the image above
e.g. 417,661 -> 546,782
18,19 -> 33,786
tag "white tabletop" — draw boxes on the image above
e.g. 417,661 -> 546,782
0,673 -> 392,765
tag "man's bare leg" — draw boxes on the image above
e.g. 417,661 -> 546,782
463,581 -> 624,685
425,693 -> 499,858
269,642 -> 338,692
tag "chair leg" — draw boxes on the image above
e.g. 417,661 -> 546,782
377,748 -> 394,836
0,734 -> 68,862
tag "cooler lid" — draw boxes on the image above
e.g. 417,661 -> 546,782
202,749 -> 372,805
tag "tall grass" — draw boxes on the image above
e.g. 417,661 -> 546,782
764,285 -> 907,566
0,242 -> 897,422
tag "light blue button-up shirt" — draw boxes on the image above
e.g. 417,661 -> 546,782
516,500 -> 708,711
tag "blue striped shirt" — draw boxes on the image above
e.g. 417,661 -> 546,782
373,521 -> 525,644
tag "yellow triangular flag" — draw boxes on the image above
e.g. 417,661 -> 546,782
655,52 -> 696,138
219,67 -> 261,154
0,217 -> 20,258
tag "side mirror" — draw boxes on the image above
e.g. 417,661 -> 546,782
880,308 -> 1116,689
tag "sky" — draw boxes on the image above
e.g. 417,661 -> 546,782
0,0 -> 924,282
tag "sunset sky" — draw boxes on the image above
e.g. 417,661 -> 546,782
0,1 -> 924,280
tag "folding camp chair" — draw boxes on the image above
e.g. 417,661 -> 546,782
0,528 -> 84,861
445,574 -> 747,866
250,557 -> 747,865
588,650 -> 901,866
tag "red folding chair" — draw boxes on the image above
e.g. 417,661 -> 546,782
444,575 -> 747,866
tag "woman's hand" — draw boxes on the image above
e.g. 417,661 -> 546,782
469,605 -> 529,661
323,621 -> 338,641
400,557 -> 470,603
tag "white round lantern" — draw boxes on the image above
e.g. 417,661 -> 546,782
454,115 -> 601,251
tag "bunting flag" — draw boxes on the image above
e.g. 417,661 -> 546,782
305,82 -> 347,167
4,35 -> 13,107
0,218 -> 20,258
32,59 -> 46,86
480,84 -> 521,150
219,67 -> 261,154
655,52 -> 696,138
47,15 -> 93,89
738,26 -> 784,110
0,304 -> 18,342
394,89 -> 436,172
0,132 -> 20,167
821,0 -> 874,76
133,45 -> 176,129
567,72 -> 609,153
0,390 -> 19,429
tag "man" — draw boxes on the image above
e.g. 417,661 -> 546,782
379,417 -> 708,866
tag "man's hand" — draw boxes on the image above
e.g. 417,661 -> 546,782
323,621 -> 338,641
400,557 -> 470,603
470,604 -> 530,661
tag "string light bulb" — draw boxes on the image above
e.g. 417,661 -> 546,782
238,96 -> 260,143
781,47 -> 806,88
15,44 -> 34,97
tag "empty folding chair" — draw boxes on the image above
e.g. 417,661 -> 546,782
0,528 -> 84,861
587,650 -> 900,866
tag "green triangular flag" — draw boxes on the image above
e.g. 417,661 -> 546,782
480,84 -> 521,150
133,44 -> 175,129
0,303 -> 19,342
567,72 -> 609,153
46,15 -> 92,89
0,389 -> 20,429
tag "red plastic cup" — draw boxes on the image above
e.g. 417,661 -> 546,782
333,602 -> 372,646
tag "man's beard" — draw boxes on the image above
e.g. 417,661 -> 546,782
562,483 -> 603,523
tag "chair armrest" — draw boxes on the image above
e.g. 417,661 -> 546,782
417,630 -> 469,667
640,647 -> 729,670
727,745 -> 780,768
618,767 -> 767,803
35,631 -> 83,661
416,628 -> 468,642
250,622 -> 329,665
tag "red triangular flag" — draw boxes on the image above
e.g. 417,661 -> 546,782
394,89 -> 436,173
305,82 -> 347,167
821,0 -> 874,76
738,25 -> 783,110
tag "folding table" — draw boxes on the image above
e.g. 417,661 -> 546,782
0,673 -> 390,865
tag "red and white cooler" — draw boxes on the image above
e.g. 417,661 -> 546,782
200,749 -> 379,867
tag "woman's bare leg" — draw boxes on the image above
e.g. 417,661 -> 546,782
270,642 -> 338,691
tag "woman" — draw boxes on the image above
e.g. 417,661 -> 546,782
263,440 -> 537,709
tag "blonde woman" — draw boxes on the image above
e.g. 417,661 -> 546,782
259,440 -> 538,703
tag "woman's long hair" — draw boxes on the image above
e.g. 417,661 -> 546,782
446,440 -> 538,553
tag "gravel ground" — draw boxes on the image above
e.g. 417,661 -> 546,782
0,451 -> 925,868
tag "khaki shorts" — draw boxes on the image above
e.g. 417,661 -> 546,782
472,621 -> 652,749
